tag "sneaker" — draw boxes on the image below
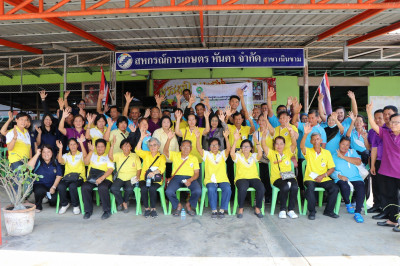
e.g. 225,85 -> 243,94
59,203 -> 70,214
279,210 -> 287,219
218,211 -> 225,219
346,204 -> 355,214
287,210 -> 298,219
211,211 -> 218,219
144,209 -> 151,218
101,211 -> 111,220
73,207 -> 80,215
150,210 -> 158,218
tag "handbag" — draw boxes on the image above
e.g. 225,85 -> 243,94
276,154 -> 296,180
63,172 -> 81,183
145,156 -> 161,182
87,168 -> 106,184
113,156 -> 130,181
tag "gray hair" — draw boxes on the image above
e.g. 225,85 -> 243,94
311,132 -> 321,139
148,137 -> 161,147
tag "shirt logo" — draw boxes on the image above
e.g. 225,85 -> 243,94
321,162 -> 326,167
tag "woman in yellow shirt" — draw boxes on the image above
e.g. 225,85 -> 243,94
135,129 -> 167,218
85,114 -> 110,154
109,138 -> 142,214
262,127 -> 299,219
231,130 -> 264,219
195,128 -> 231,218
56,135 -> 87,215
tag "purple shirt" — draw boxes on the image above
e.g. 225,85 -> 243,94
65,128 -> 88,152
147,119 -> 160,134
378,126 -> 400,179
368,129 -> 383,160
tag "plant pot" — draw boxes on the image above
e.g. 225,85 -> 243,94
2,203 -> 36,236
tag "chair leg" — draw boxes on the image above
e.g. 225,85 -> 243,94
95,190 -> 100,206
56,193 -> 60,214
133,187 -> 141,215
233,187 -> 238,215
318,191 -> 323,207
199,188 -> 207,216
251,191 -> 255,207
303,199 -> 308,215
297,189 -> 302,215
158,190 -> 168,215
78,187 -> 85,215
334,193 -> 342,215
364,197 -> 368,215
110,193 -> 116,214
270,187 -> 279,215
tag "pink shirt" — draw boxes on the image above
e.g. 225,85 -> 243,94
378,126 -> 400,179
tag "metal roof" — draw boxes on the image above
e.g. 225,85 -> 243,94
0,0 -> 400,70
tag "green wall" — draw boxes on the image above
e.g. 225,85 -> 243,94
368,76 -> 400,99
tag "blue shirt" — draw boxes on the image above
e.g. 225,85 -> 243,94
246,119 -> 259,131
331,149 -> 363,183
34,160 -> 62,188
141,131 -> 152,151
349,129 -> 367,153
104,114 -> 135,132
298,122 -> 327,159
34,130 -> 60,151
268,115 -> 280,128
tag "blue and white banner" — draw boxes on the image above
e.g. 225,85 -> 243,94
116,48 -> 304,71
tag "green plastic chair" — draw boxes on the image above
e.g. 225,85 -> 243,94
232,162 -> 265,215
199,161 -> 232,216
0,147 -> 8,159
334,191 -> 368,215
269,162 -> 302,215
55,186 -> 84,214
301,160 -> 341,215
134,173 -> 168,216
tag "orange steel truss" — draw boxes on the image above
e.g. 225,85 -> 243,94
1,0 -> 400,21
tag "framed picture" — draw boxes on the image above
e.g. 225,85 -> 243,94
82,83 -> 100,108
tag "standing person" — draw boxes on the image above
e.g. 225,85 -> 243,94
27,146 -> 61,212
195,127 -> 231,218
109,138 -> 142,213
184,93 -> 213,128
331,137 -> 366,223
266,87 -> 289,128
346,113 -> 370,165
300,123 -> 339,220
366,102 -> 400,232
85,114 -> 110,154
127,118 -> 152,152
35,113 -> 60,152
203,112 -> 228,151
145,94 -> 165,134
164,131 -> 201,217
135,131 -> 166,218
58,110 -> 88,152
122,92 -> 141,127
81,139 -> 114,220
56,136 -> 87,215
231,130 -> 265,218
180,89 -> 191,111
104,116 -> 129,155
330,91 -> 358,129
367,109 -> 384,213
323,112 -> 345,155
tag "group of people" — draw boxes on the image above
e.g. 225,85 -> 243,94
2,87 -> 400,233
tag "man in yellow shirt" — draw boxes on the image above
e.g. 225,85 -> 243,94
164,130 -> 201,217
301,124 -> 339,220
6,112 -> 31,170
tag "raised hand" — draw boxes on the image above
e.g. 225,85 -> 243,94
233,129 -> 241,141
287,96 -> 293,106
144,108 -> 150,118
176,92 -> 182,103
218,111 -> 226,122
293,101 -> 302,114
124,91 -> 134,103
111,135 -> 117,147
366,101 -> 373,114
236,88 -> 244,98
64,90 -> 70,99
303,123 -> 312,135
347,91 -> 355,100
204,109 -> 211,119
167,129 -> 175,139
200,92 -> 205,100
12,125 -> 17,138
98,90 -> 105,100
57,97 -> 64,110
224,105 -> 232,118
39,90 -> 47,100
348,111 -> 356,121
318,93 -> 324,102
204,97 -> 210,107
56,140 -> 63,149
189,94 -> 196,105
103,104 -> 110,114
139,127 -> 147,138
36,148 -> 42,156
267,87 -> 276,99
86,113 -> 95,125
106,117 -> 114,127
223,129 -> 230,139
287,125 -> 295,137
77,134 -> 86,144
88,142 -> 94,152
35,125 -> 42,134
194,127 -> 201,138
62,109 -> 70,119
175,110 -> 182,120
65,106 -> 72,114
331,111 -> 338,121
8,111 -> 13,121
128,123 -> 137,133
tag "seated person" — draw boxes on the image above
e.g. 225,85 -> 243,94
27,145 -> 61,212
164,131 -> 201,217
135,132 -> 166,218
109,138 -> 142,214
56,136 -> 87,215
230,130 -> 264,219
81,139 -> 114,220
195,128 -> 231,218
300,125 -> 339,220
331,136 -> 365,223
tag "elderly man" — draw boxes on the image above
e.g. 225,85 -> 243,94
301,124 -> 339,220
164,130 -> 201,217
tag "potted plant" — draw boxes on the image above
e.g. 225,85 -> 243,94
0,158 -> 42,236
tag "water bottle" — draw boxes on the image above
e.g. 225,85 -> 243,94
181,208 -> 186,220
135,181 -> 139,188
146,177 -> 152,187
181,179 -> 187,184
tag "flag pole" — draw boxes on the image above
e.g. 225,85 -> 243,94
308,87 -> 319,111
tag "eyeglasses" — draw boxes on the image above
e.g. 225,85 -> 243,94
390,121 -> 400,125
242,146 -> 251,149
210,144 -> 219,147
148,144 -> 158,147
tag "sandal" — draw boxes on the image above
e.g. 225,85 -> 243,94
186,209 -> 196,216
354,213 -> 364,223
346,204 -> 355,214
172,209 -> 181,217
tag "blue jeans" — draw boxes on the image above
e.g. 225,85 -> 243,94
206,182 -> 231,211
10,160 -> 25,193
165,175 -> 201,210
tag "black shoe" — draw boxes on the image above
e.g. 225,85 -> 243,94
218,211 -> 225,219
372,212 -> 389,220
393,225 -> 400,232
211,211 -> 218,219
144,209 -> 151,218
308,213 -> 316,220
117,205 -> 123,212
237,213 -> 243,219
377,221 -> 396,227
101,211 -> 111,220
123,207 -> 129,214
150,210 -> 158,218
323,212 -> 339,218
367,206 -> 382,213
254,211 -> 264,218
83,212 -> 92,219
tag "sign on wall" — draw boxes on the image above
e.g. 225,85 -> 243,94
116,49 -> 304,71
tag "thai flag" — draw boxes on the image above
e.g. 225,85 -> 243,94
100,67 -> 109,106
318,72 -> 332,116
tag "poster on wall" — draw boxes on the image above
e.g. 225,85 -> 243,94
82,83 -> 100,108
370,96 -> 400,114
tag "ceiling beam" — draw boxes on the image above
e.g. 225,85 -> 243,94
347,20 -> 400,46
25,70 -> 40,77
0,71 -> 13,79
360,61 -> 374,69
51,68 -> 63,76
391,62 -> 400,69
199,0 -> 206,48
0,38 -> 43,54
84,67 -> 93,75
5,0 -> 116,51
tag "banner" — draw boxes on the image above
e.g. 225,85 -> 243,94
116,48 -> 304,70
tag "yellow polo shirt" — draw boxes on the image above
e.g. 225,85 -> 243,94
6,127 -> 31,164
113,152 -> 142,182
233,152 -> 259,183
90,126 -> 110,154
228,124 -> 251,149
252,129 -> 273,153
267,148 -> 294,184
274,124 -> 298,150
109,129 -> 129,155
303,148 -> 335,183
135,149 -> 166,185
152,128 -> 179,163
202,151 -> 229,185
88,153 -> 115,182
180,126 -> 204,162
172,120 -> 188,131
62,151 -> 86,181
169,151 -> 199,177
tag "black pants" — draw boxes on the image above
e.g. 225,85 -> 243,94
165,162 -> 172,180
236,179 -> 265,209
370,160 -> 382,208
82,180 -> 112,213
297,159 -> 305,191
259,162 -> 271,201
381,175 -> 400,223
110,178 -> 133,206
33,183 -> 57,210
139,181 -> 161,208
273,178 -> 299,211
57,179 -> 83,207
226,156 -> 235,193
336,180 -> 365,213
304,180 -> 339,214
